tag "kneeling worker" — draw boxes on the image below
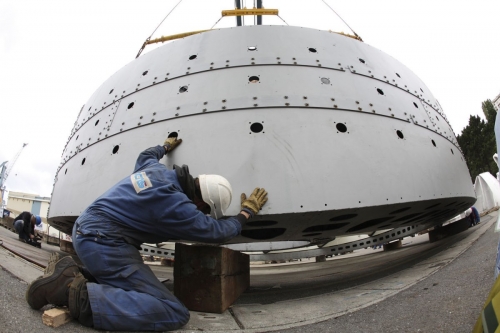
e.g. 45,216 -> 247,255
13,211 -> 42,247
26,137 -> 268,331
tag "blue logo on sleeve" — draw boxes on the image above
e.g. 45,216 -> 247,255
130,172 -> 152,193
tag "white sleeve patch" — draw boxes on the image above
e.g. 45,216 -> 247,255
130,172 -> 153,194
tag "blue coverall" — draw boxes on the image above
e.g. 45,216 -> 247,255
72,145 -> 243,331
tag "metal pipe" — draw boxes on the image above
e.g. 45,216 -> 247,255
257,0 -> 262,25
235,0 -> 242,26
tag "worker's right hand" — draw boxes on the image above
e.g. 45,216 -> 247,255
241,187 -> 268,217
164,137 -> 182,153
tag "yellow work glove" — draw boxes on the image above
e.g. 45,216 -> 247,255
241,187 -> 268,217
164,137 -> 182,153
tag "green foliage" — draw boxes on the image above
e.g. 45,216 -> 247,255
457,99 -> 498,182
483,99 -> 497,124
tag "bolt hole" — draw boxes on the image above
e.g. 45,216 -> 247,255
81,158 -> 86,165
189,54 -> 197,60
451,149 -> 454,154
112,145 -> 119,154
397,130 -> 404,139
308,47 -> 317,53
249,76 -> 260,83
336,123 -> 347,133
250,122 -> 263,133
168,132 -> 178,139
142,70 -> 148,76
432,140 -> 436,147
396,73 -> 401,78
65,169 -> 67,175
109,89 -> 114,94
128,102 -> 135,109
413,102 -> 418,108
321,77 -> 330,84
359,58 -> 365,64
377,88 -> 384,95
248,46 -> 257,51
95,120 -> 99,126
76,135 -> 79,140
179,86 -> 188,93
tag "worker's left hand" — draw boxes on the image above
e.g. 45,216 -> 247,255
241,187 -> 268,217
164,137 -> 182,153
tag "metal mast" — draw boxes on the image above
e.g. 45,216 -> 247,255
256,0 -> 263,25
0,143 -> 28,214
235,0 -> 242,26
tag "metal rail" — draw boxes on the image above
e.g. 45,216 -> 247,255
138,223 -> 432,262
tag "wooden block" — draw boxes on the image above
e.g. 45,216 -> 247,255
429,217 -> 470,243
42,308 -> 72,327
315,255 -> 326,262
174,243 -> 249,313
160,258 -> 174,267
383,239 -> 402,251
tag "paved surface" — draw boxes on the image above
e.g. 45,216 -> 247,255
0,211 -> 497,332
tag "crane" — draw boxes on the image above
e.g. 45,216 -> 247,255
0,143 -> 28,215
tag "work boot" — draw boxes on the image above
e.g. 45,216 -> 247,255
43,252 -> 61,276
25,256 -> 79,310
44,252 -> 97,282
69,273 -> 93,327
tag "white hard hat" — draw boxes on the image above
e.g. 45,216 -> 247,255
198,174 -> 233,219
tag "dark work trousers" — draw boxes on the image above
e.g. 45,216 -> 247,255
14,220 -> 30,241
72,217 -> 190,331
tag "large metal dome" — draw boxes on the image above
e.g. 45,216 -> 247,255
48,25 -> 475,244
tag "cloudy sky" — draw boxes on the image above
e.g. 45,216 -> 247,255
1,0 -> 499,198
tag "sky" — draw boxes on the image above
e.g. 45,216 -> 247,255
1,0 -> 499,198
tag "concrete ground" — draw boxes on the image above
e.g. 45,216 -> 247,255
0,211 -> 497,332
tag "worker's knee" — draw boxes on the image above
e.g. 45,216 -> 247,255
153,307 -> 190,331
177,306 -> 190,327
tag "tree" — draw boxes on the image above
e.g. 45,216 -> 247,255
457,100 -> 498,183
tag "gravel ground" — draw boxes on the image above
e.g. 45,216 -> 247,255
278,222 -> 498,333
